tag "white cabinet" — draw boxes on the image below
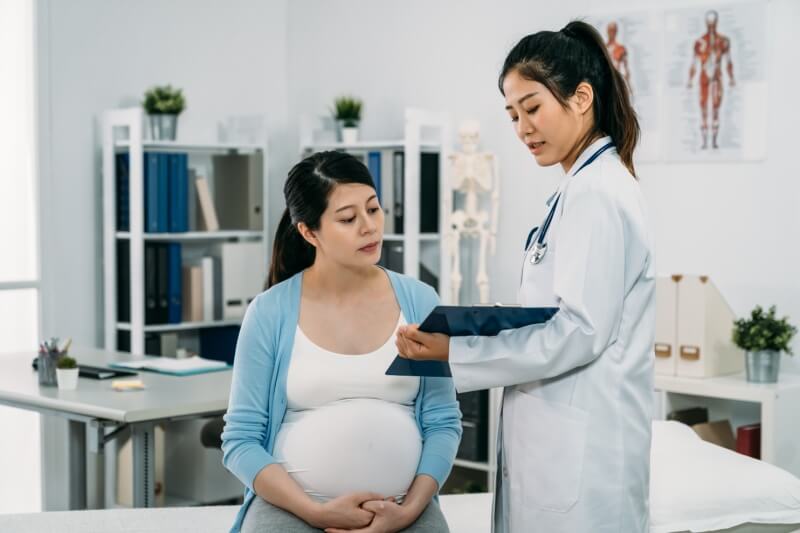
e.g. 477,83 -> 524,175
655,372 -> 800,478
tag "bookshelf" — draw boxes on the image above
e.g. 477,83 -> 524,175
116,230 -> 263,242
101,107 -> 267,507
444,387 -> 502,493
101,107 -> 269,358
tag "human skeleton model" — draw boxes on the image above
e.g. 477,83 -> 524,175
687,10 -> 735,150
446,121 -> 499,304
606,22 -> 632,93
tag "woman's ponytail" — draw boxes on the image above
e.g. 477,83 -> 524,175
266,208 -> 315,289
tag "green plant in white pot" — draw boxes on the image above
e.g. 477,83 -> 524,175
142,85 -> 186,141
56,355 -> 79,391
332,95 -> 362,144
732,305 -> 797,383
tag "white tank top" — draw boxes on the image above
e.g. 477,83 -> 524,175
272,313 -> 422,501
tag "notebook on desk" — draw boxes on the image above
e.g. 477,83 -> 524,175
386,305 -> 559,378
110,355 -> 230,376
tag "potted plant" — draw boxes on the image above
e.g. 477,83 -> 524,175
732,305 -> 797,383
142,85 -> 186,141
56,355 -> 79,391
332,95 -> 363,144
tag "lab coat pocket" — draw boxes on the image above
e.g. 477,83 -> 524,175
511,391 -> 588,513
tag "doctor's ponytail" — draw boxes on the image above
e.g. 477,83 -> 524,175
499,20 -> 640,177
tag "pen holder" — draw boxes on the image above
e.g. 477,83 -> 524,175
37,349 -> 62,386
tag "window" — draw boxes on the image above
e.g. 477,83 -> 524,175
0,0 -> 42,513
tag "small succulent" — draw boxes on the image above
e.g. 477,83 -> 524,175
57,355 -> 78,370
142,85 -> 186,115
332,95 -> 363,127
732,305 -> 797,355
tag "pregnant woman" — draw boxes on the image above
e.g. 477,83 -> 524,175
221,151 -> 462,533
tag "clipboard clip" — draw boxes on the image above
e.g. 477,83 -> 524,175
472,303 -> 522,308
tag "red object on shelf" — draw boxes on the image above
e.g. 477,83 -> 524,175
736,423 -> 761,459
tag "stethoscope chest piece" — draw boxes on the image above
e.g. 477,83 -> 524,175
530,241 -> 547,264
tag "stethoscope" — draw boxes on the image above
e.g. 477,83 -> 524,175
526,142 -> 615,265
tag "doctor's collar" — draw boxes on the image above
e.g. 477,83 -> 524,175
567,135 -> 613,177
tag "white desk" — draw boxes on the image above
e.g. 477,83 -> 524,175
0,347 -> 232,509
655,372 -> 800,478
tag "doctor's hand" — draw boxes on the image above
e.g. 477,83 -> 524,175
395,325 -> 450,362
324,497 -> 413,533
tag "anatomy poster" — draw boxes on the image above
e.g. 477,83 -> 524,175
663,3 -> 767,161
587,12 -> 662,162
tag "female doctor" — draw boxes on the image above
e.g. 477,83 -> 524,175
396,21 -> 656,533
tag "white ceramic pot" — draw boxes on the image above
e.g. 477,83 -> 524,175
341,127 -> 359,144
57,368 -> 79,390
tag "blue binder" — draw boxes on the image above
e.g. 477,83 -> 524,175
145,152 -> 160,233
368,151 -> 381,200
157,153 -> 169,232
168,153 -> 189,232
386,305 -> 559,377
166,242 -> 182,324
177,153 -> 188,231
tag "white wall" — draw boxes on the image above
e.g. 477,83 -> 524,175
286,0 -> 800,371
38,0 -> 291,349
35,0 -> 290,510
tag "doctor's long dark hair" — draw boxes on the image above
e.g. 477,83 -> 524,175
267,151 -> 376,289
499,20 -> 640,177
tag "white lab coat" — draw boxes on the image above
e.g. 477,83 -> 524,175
450,137 -> 656,533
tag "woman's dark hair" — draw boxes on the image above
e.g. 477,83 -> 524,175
267,151 -> 376,288
499,20 -> 640,176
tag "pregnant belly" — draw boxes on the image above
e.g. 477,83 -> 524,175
273,399 -> 422,501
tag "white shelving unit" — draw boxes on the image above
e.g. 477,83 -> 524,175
116,230 -> 263,242
655,372 -> 800,477
114,139 -> 262,154
300,108 -> 452,297
451,385 -> 503,492
116,318 -> 244,333
101,107 -> 268,508
101,107 -> 270,355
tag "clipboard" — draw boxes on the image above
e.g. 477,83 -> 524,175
386,305 -> 559,377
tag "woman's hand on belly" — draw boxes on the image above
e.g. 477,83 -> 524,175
323,475 -> 439,533
324,497 -> 413,533
309,491 -> 383,530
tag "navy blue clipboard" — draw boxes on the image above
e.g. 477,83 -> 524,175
386,306 -> 559,377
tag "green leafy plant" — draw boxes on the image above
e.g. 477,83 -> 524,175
732,305 -> 797,355
332,95 -> 362,127
57,355 -> 77,370
142,85 -> 186,115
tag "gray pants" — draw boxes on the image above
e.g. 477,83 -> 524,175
241,496 -> 449,533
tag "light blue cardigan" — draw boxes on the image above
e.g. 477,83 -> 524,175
221,269 -> 462,532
